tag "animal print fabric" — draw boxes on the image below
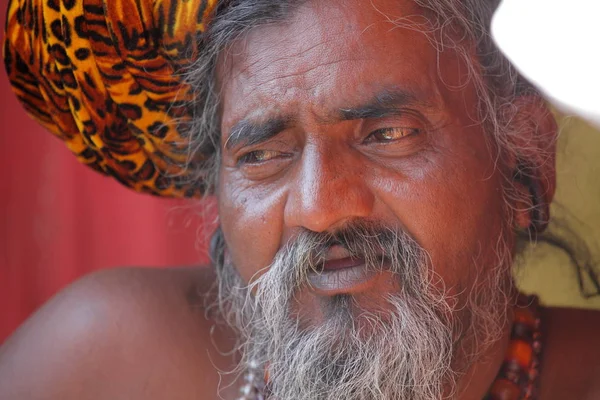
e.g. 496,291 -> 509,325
3,0 -> 217,197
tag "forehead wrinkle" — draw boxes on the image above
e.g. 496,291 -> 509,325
221,4 -> 369,92
230,40 -> 364,96
223,58 -> 445,135
221,6 -> 347,82
249,56 -> 366,97
223,51 -> 370,113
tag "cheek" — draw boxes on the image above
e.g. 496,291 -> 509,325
217,171 -> 287,283
374,136 -> 510,291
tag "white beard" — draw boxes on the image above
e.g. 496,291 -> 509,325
213,224 -> 513,400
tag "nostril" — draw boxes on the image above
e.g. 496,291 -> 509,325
314,262 -> 325,273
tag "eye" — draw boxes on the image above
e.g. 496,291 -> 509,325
366,127 -> 421,143
237,149 -> 284,165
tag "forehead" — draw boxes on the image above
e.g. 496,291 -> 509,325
218,0 -> 469,129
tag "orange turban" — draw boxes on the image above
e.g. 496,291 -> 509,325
4,0 -> 217,197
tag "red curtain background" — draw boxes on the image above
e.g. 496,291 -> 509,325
0,4 -> 212,342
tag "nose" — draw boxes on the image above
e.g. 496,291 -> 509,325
284,145 -> 375,232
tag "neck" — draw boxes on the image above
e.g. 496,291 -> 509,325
455,307 -> 515,400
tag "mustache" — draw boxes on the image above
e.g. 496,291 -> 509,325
212,219 -> 427,291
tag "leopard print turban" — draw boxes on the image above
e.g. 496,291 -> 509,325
4,0 -> 217,197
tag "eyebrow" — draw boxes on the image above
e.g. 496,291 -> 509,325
224,88 -> 431,151
339,89 -> 426,121
225,117 -> 289,150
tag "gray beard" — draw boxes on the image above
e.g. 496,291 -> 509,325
212,223 -> 513,400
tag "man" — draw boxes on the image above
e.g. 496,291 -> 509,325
1,0 -> 600,399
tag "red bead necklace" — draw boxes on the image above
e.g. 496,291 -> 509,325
485,295 -> 543,400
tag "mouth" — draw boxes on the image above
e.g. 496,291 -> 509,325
307,246 -> 381,295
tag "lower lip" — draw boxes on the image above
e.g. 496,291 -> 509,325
307,264 -> 378,295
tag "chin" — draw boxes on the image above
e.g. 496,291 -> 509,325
292,275 -> 413,336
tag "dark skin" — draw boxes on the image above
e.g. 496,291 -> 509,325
1,0 -> 600,398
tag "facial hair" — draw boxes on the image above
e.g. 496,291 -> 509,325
211,221 -> 513,400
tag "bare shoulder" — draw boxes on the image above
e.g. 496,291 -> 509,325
539,307 -> 600,400
0,267 -> 239,400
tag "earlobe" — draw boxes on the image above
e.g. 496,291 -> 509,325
513,162 -> 550,235
511,173 -> 533,232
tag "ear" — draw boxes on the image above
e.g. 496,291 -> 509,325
507,95 -> 558,234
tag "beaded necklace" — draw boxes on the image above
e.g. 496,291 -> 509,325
485,295 -> 543,400
237,295 -> 542,400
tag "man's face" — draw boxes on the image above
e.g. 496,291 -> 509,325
217,0 -> 513,320
214,0 -> 520,398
